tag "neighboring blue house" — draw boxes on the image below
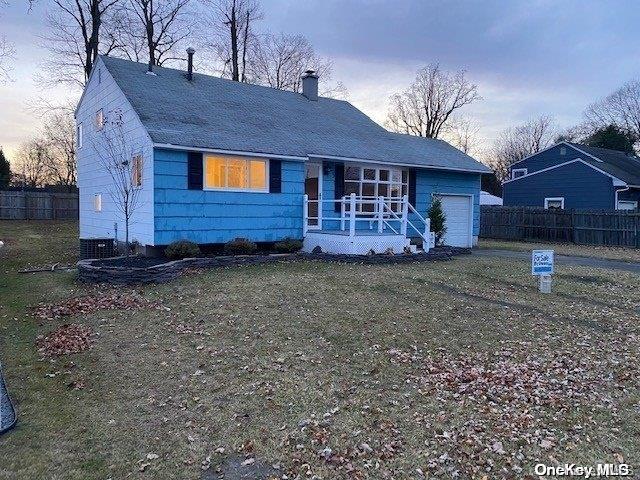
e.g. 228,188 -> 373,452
503,142 -> 640,210
76,55 -> 490,255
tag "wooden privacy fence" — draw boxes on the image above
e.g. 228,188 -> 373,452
0,191 -> 78,220
480,206 -> 640,248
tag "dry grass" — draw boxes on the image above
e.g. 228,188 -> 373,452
1,221 -> 639,479
480,238 -> 640,263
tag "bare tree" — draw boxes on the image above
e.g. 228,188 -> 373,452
204,0 -> 262,81
14,140 -> 51,187
41,111 -> 77,187
119,0 -> 193,71
0,1 -> 14,82
37,0 -> 120,88
584,80 -> 640,143
445,117 -> 481,155
491,115 -> 556,182
247,32 -> 346,98
386,63 -> 481,138
95,111 -> 145,256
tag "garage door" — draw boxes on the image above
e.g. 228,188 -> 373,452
440,195 -> 472,247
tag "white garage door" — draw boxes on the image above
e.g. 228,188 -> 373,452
440,195 -> 472,247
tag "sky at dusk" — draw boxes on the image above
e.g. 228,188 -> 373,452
1,0 -> 640,163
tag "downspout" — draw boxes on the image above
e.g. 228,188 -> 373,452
615,186 -> 629,210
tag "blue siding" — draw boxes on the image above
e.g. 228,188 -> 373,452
317,161 -> 480,236
503,161 -> 615,209
154,149 -> 304,244
510,144 -> 579,175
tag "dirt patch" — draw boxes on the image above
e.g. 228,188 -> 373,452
36,323 -> 93,356
202,455 -> 280,480
33,291 -> 160,320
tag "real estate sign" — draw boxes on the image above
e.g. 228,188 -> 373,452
532,250 -> 554,276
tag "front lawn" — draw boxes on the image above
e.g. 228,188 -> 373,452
1,221 -> 639,479
480,238 -> 640,263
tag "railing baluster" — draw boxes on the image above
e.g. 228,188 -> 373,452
349,193 -> 356,237
377,196 -> 384,233
401,194 -> 409,236
341,198 -> 345,231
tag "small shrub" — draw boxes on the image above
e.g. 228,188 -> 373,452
165,240 -> 201,260
224,237 -> 257,255
274,238 -> 303,253
428,196 -> 447,246
129,239 -> 141,254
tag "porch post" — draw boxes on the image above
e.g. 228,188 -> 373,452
303,194 -> 308,236
377,196 -> 384,233
340,198 -> 346,231
349,193 -> 356,237
401,194 -> 409,236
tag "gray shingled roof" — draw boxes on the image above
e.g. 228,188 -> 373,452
568,143 -> 640,185
99,56 -> 490,173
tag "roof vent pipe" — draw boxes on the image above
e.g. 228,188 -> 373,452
302,70 -> 318,101
186,47 -> 196,81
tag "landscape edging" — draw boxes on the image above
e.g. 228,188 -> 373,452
77,247 -> 470,284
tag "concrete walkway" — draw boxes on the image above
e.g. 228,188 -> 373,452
475,249 -> 640,274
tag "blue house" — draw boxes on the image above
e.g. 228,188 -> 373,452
503,142 -> 640,210
76,55 -> 490,255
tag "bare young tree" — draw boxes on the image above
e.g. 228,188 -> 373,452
248,32 -> 346,98
445,117 -> 481,155
38,0 -> 121,88
491,115 -> 556,182
119,0 -> 193,71
204,0 -> 262,81
0,1 -> 14,82
14,139 -> 51,187
386,63 -> 481,138
95,111 -> 145,256
41,110 -> 77,187
584,80 -> 640,143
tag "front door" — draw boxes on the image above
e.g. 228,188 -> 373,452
305,163 -> 322,229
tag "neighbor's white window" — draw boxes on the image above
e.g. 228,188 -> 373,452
512,168 -> 528,179
204,154 -> 268,192
617,200 -> 638,210
544,197 -> 564,210
76,123 -> 83,149
95,109 -> 104,130
132,154 -> 143,187
94,194 -> 102,212
344,164 -> 408,214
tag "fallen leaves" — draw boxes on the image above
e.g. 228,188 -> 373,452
33,291 -> 160,320
36,323 -> 93,356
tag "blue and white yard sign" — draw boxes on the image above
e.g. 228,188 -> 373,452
532,250 -> 554,276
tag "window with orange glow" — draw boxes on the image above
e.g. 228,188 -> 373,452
204,155 -> 268,191
132,154 -> 143,187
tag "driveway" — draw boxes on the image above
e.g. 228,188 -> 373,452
475,249 -> 640,274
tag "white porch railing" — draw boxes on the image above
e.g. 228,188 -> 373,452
303,193 -> 432,245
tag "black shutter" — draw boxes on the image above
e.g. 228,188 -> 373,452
408,169 -> 417,206
269,159 -> 282,193
334,163 -> 344,212
187,152 -> 203,190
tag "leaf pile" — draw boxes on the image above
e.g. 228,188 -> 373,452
36,323 -> 93,356
33,291 -> 159,320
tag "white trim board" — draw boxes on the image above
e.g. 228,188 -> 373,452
509,142 -> 603,168
308,154 -> 489,174
503,158 -> 626,187
154,143 -> 307,161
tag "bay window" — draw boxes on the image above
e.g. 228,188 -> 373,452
204,154 -> 268,192
344,165 -> 408,213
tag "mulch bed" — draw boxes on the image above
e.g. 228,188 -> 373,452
92,257 -> 169,268
36,323 -> 93,357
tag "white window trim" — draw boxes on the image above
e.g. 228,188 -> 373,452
203,155 -> 270,193
343,163 -> 409,214
544,197 -> 565,209
617,200 -> 638,210
96,109 -> 104,130
511,168 -> 528,179
94,193 -> 102,212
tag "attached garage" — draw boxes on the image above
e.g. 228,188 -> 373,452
439,194 -> 473,248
